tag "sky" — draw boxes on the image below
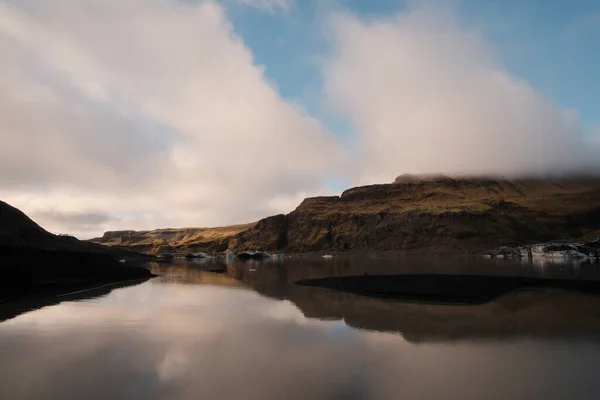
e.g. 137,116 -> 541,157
1,0 -> 599,237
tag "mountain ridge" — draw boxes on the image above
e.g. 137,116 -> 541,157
0,200 -> 154,302
92,176 -> 600,255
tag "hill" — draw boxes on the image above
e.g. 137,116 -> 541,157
0,201 -> 153,302
93,176 -> 600,255
91,224 -> 254,255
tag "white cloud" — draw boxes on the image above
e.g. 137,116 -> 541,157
234,0 -> 292,13
323,3 -> 600,184
0,0 -> 339,237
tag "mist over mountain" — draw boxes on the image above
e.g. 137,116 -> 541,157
324,4 -> 600,184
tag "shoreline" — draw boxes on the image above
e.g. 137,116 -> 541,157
0,245 -> 156,304
0,276 -> 154,323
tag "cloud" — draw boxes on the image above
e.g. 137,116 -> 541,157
30,210 -> 119,235
0,0 -> 339,237
233,0 -> 292,13
323,3 -> 600,184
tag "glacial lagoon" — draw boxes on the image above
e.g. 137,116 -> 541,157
1,256 -> 600,399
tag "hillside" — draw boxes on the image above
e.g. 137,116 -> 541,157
93,176 -> 600,255
91,224 -> 254,255
0,200 -> 157,257
0,200 -> 153,302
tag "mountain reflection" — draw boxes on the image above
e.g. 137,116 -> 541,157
226,259 -> 600,342
0,278 -> 150,323
2,259 -> 600,399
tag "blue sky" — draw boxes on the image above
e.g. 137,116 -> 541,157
228,0 -> 600,129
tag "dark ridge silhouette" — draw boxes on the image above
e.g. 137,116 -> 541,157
0,200 -> 154,303
295,274 -> 600,304
0,278 -> 150,323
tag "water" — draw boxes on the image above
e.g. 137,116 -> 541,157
1,257 -> 600,399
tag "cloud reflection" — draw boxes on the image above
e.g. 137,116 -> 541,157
1,274 -> 600,399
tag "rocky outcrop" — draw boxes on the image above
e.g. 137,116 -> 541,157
228,214 -> 287,252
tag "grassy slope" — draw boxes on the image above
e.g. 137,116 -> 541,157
92,224 -> 254,254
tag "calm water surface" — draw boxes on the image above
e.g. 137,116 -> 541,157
1,257 -> 600,399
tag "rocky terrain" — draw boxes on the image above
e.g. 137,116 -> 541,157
93,175 -> 600,255
0,200 -> 154,302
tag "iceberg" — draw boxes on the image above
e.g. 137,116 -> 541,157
488,239 -> 600,262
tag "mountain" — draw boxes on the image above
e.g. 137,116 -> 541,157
0,201 -> 153,302
93,176 -> 600,255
